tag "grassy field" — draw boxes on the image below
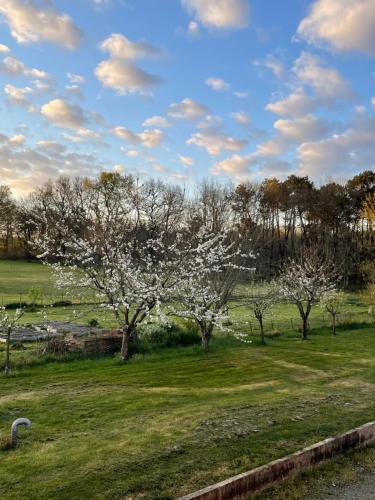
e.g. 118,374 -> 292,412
0,259 -> 373,332
0,326 -> 374,498
0,260 -> 374,499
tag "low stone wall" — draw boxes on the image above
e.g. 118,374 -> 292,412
179,421 -> 375,500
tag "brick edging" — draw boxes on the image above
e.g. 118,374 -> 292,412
179,421 -> 375,500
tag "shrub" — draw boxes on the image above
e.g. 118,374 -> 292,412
5,302 -> 28,310
52,300 -> 72,307
88,318 -> 100,327
11,341 -> 25,350
138,321 -> 200,348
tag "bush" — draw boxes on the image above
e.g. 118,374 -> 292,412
88,318 -> 100,327
5,302 -> 28,310
52,300 -> 72,307
11,341 -> 25,350
138,321 -> 200,348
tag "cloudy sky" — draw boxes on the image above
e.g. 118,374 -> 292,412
1,0 -> 375,194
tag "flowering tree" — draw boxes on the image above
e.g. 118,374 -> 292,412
36,175 -> 190,362
245,283 -> 277,344
0,307 -> 24,374
320,290 -> 346,336
278,253 -> 338,339
170,230 -> 254,348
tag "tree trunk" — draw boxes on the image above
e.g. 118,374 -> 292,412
301,316 -> 308,340
4,326 -> 11,374
258,317 -> 265,345
120,326 -> 131,362
201,323 -> 213,350
332,314 -> 336,336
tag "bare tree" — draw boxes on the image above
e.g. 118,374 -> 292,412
0,308 -> 24,374
244,283 -> 277,344
278,253 -> 338,339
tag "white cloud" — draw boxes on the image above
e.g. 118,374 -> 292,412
0,55 -> 50,79
152,163 -> 169,173
113,163 -> 126,173
142,115 -> 170,128
197,114 -> 222,129
95,33 -> 162,95
233,91 -> 248,98
126,149 -> 139,157
37,141 -> 66,153
4,83 -> 35,111
0,44 -> 10,53
99,33 -> 162,60
0,133 -> 103,194
187,130 -> 247,155
168,98 -> 209,121
255,54 -> 285,79
41,99 -> 86,129
178,155 -> 194,167
298,114 -> 375,178
181,0 -> 250,30
266,53 -> 353,118
297,0 -> 375,56
9,133 -> 25,144
67,73 -> 86,85
211,154 -> 251,176
231,110 -> 250,125
293,52 -> 353,100
274,114 -> 332,143
95,59 -> 160,95
112,126 -> 164,148
205,76 -> 230,91
266,89 -> 317,118
188,20 -> 200,36
252,137 -> 288,158
65,84 -> 84,100
0,0 -> 82,49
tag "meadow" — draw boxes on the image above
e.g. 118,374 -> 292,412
0,260 -> 374,499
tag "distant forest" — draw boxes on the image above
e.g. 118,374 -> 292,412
0,170 -> 374,287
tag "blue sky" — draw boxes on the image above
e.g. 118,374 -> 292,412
0,0 -> 375,194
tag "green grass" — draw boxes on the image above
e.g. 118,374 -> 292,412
0,260 -> 374,499
0,326 -> 374,499
0,260 -> 55,305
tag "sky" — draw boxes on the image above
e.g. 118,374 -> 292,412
1,0 -> 375,194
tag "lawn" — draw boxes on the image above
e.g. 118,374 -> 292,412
0,325 -> 374,499
0,260 -> 374,499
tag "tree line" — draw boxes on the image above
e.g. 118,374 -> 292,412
1,170 -> 374,286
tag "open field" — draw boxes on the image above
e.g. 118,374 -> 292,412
1,260 -> 373,332
0,325 -> 374,498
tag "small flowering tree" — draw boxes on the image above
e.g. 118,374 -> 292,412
320,290 -> 346,336
0,307 -> 24,374
245,283 -> 277,344
278,253 -> 338,340
170,230 -> 254,348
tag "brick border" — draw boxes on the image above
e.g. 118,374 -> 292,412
179,421 -> 375,500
